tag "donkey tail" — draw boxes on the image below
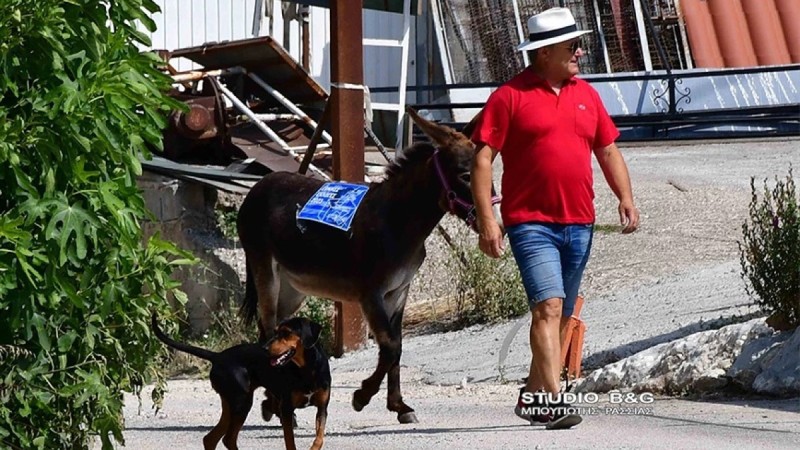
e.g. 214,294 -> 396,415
241,260 -> 259,326
151,313 -> 219,362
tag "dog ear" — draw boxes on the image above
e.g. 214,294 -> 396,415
302,319 -> 322,348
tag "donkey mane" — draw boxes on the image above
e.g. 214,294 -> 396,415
382,142 -> 436,181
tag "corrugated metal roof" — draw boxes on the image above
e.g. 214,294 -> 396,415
680,0 -> 800,68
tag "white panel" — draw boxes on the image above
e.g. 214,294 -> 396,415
203,0 -> 220,43
310,6 -> 331,91
146,4 -> 166,49
362,9 -> 417,105
177,0 -> 193,48
161,0 -> 180,51
217,0 -> 233,41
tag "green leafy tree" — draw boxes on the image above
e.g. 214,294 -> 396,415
0,1 -> 192,448
739,168 -> 800,329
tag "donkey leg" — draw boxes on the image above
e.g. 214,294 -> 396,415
385,285 -> 417,424
250,257 -> 281,343
276,271 -> 306,321
351,297 -> 399,414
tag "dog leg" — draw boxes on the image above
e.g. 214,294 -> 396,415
261,393 -> 275,422
203,397 -> 231,450
279,409 -> 298,450
220,393 -> 252,450
310,390 -> 330,450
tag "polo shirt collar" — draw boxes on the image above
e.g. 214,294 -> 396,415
521,67 -> 578,88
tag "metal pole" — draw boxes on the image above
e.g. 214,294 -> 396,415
394,0 -> 412,151
301,5 -> 311,71
246,70 -> 334,145
330,0 -> 367,355
593,0 -> 613,73
216,81 -> 329,180
430,0 -> 455,84
639,0 -> 676,114
171,67 -> 242,82
512,0 -> 530,67
632,0 -> 653,71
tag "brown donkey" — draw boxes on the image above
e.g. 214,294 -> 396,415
237,107 -> 500,424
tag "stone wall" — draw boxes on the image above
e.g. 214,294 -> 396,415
137,172 -> 243,334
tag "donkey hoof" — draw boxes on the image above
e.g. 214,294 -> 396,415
352,392 -> 367,412
398,412 -> 419,424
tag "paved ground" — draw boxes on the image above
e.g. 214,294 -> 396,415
120,377 -> 799,449
116,138 -> 800,449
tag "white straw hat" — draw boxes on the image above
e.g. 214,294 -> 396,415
517,7 -> 592,52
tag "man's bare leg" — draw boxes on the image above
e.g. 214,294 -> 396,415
526,298 -> 563,394
526,307 -> 570,393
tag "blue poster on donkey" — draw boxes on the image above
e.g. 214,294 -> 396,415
297,182 -> 369,232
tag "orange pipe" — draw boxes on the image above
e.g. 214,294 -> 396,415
775,0 -> 800,63
741,0 -> 791,66
680,0 -> 725,68
707,0 -> 758,67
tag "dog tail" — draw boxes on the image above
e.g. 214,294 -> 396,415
151,313 -> 219,362
241,260 -> 258,326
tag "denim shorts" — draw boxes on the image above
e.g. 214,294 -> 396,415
506,222 -> 594,317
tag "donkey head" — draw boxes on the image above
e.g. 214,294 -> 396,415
405,107 -> 502,232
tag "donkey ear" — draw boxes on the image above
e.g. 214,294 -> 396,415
460,108 -> 484,139
406,106 -> 468,148
302,319 -> 322,348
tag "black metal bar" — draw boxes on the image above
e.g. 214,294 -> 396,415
638,0 -> 678,116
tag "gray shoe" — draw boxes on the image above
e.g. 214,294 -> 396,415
514,388 -> 550,425
545,405 -> 582,430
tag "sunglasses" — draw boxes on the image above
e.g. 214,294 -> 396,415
557,40 -> 583,54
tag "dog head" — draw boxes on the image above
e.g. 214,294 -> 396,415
266,317 -> 322,368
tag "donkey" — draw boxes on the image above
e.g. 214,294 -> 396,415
237,107 -> 500,424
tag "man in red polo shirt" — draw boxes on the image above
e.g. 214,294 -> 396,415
471,7 -> 639,430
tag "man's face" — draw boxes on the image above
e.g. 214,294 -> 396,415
544,38 -> 584,78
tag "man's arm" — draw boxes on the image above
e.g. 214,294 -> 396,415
593,143 -> 639,233
471,144 -> 504,257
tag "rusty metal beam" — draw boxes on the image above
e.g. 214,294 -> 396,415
331,0 -> 368,356
299,95 -> 332,175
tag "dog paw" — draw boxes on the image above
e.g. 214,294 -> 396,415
261,401 -> 274,422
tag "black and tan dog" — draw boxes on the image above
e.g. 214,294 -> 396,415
152,315 -> 331,450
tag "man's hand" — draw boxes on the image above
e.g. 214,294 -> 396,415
478,220 -> 505,258
618,200 -> 639,234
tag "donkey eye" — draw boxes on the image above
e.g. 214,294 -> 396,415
458,173 -> 471,184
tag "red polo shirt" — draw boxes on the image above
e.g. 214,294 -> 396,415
472,69 -> 619,226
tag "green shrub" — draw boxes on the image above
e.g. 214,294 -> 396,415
0,1 -> 190,448
739,168 -> 800,329
297,297 -> 335,357
447,229 -> 528,326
